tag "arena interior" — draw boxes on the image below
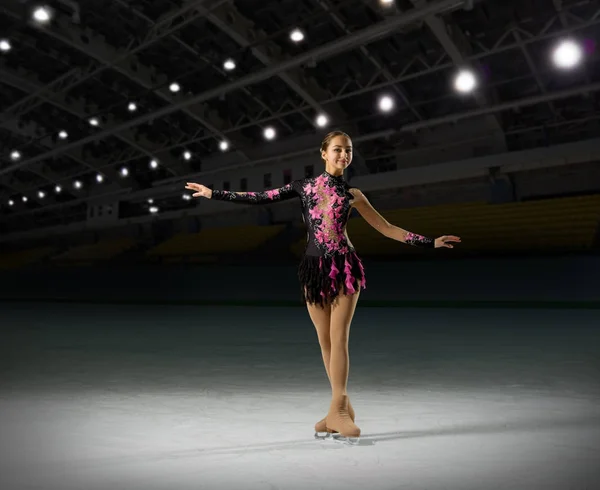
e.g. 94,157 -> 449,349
1,1 -> 599,489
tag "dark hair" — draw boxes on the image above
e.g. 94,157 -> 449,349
320,131 -> 351,161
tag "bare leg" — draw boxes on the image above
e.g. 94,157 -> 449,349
305,299 -> 332,385
306,294 -> 355,434
325,291 -> 361,438
329,291 -> 360,397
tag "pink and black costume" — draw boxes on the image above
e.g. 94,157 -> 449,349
211,170 -> 433,306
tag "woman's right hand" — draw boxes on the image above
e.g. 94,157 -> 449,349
185,182 -> 212,199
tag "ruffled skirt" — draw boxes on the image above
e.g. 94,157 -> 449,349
298,251 -> 366,307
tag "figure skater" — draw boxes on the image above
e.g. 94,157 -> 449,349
185,131 -> 461,443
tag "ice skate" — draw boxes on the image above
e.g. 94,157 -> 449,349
314,399 -> 355,439
323,394 -> 360,444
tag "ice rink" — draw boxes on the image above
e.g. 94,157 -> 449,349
1,302 -> 599,490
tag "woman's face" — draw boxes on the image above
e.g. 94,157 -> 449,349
322,135 -> 353,171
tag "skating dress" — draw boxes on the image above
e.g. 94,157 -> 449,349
211,170 -> 365,306
211,170 -> 433,306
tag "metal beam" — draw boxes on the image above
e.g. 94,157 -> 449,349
198,0 -> 370,175
512,29 -> 559,116
0,62 -> 183,177
0,118 -> 123,205
4,79 -> 600,224
1,0 -> 467,175
0,0 -> 249,165
199,2 -> 343,122
3,10 -> 598,193
409,0 -> 506,147
111,0 -> 295,134
315,0 -> 424,121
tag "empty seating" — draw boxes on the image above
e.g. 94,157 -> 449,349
0,246 -> 56,270
147,224 -> 285,258
291,194 -> 600,256
52,237 -> 137,265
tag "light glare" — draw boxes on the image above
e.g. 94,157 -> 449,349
378,95 -> 394,112
316,114 -> 329,127
290,29 -> 304,42
0,40 -> 11,52
552,39 -> 583,69
454,69 -> 477,93
33,7 -> 51,23
264,127 -> 276,140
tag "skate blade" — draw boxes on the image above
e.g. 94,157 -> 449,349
314,431 -> 335,440
329,433 -> 360,446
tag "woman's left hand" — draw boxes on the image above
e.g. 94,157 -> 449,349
434,235 -> 461,248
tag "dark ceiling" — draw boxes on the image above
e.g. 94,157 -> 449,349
0,0 -> 599,232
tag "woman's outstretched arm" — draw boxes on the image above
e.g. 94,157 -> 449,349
185,181 -> 299,205
350,188 -> 461,249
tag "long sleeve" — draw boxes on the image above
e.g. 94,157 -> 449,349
211,181 -> 300,205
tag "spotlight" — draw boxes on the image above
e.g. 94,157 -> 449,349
552,39 -> 583,69
183,194 -> 191,201
38,190 -> 45,199
223,59 -> 236,71
22,196 -> 28,203
149,206 -> 159,214
290,29 -> 305,43
264,127 -> 276,140
183,151 -> 192,160
89,118 -> 99,126
32,6 -> 52,23
378,95 -> 394,112
454,69 -> 477,93
96,174 -> 104,183
8,199 -> 14,206
0,39 -> 11,52
120,167 -> 129,177
316,114 -> 329,127
55,185 -> 62,193
147,198 -> 154,204
73,180 -> 82,189
219,141 -> 229,151
149,159 -> 159,169
169,82 -> 180,93
10,151 -> 21,160
58,130 -> 68,139
128,102 -> 137,112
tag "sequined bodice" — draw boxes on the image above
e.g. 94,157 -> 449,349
299,172 -> 354,257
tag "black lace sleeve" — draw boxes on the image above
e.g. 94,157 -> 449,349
405,232 -> 435,248
211,181 -> 300,205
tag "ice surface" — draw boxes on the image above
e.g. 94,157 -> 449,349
1,303 -> 598,490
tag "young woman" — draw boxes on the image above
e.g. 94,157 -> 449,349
185,131 -> 461,443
